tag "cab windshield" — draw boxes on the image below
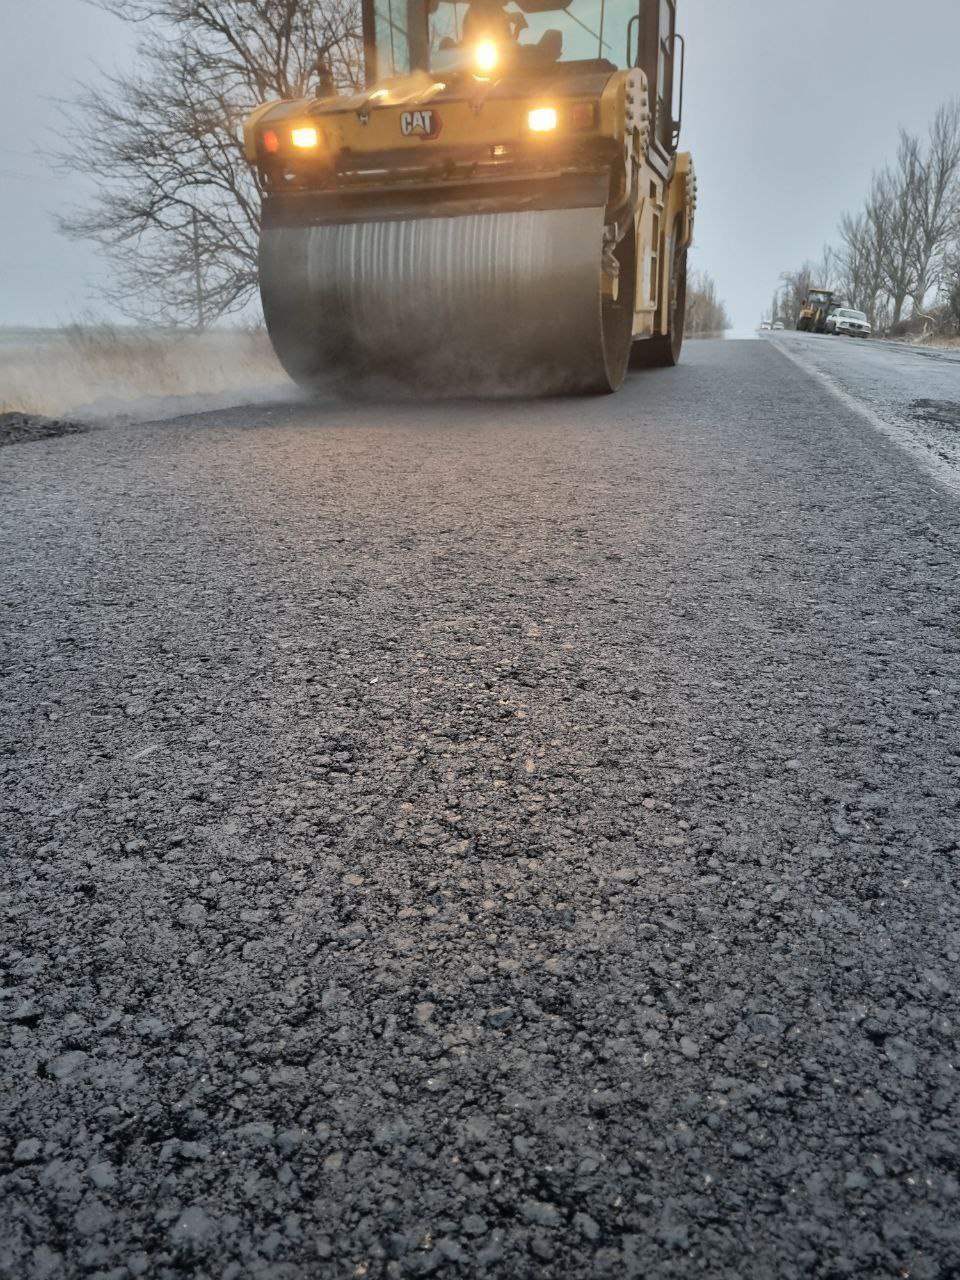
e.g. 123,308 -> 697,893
371,0 -> 639,79
430,0 -> 635,71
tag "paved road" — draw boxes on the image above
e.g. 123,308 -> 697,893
769,330 -> 960,484
3,339 -> 960,1279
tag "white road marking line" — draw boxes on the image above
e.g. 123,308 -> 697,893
769,338 -> 960,502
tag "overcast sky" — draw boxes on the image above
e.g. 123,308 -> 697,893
2,1 -> 960,332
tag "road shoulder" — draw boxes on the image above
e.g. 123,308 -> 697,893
769,335 -> 960,501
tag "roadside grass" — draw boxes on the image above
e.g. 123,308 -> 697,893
0,325 -> 289,418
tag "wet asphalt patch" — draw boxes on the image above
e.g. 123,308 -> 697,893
909,399 -> 960,430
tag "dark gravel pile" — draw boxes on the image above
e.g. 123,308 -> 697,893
0,412 -> 90,448
2,340 -> 959,1278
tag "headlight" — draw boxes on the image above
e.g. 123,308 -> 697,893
528,107 -> 558,133
475,40 -> 498,75
291,126 -> 319,149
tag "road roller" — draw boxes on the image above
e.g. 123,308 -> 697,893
243,0 -> 696,394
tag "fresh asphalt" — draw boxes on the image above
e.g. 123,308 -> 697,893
2,339 -> 959,1278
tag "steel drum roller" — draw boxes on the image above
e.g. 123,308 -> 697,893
259,204 -> 632,395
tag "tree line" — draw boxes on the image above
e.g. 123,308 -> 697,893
771,100 -> 960,336
686,272 -> 732,337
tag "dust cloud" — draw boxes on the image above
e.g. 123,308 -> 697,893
0,326 -> 295,423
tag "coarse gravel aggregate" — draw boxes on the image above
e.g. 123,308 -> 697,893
2,338 -> 960,1278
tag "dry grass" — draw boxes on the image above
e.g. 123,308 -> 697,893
0,325 -> 289,418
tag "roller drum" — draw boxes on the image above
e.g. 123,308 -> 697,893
259,205 -> 633,396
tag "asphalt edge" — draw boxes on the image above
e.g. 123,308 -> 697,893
768,337 -> 960,503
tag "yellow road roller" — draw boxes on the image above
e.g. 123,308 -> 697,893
243,0 -> 696,394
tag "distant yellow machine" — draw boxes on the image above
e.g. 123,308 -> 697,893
243,0 -> 696,394
798,289 -> 836,334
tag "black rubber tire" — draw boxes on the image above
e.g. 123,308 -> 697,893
582,221 -> 638,394
629,217 -> 687,369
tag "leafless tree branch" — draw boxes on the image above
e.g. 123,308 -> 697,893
59,0 -> 362,326
686,271 -> 732,336
773,98 -> 960,337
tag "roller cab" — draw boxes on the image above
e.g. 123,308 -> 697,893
244,0 -> 697,394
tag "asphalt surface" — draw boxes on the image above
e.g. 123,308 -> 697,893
2,338 -> 960,1279
769,331 -> 960,482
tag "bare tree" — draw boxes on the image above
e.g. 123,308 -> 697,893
685,272 -> 732,336
941,224 -> 960,334
778,263 -> 815,329
909,99 -> 960,312
837,209 -> 887,328
59,0 -> 362,326
872,138 -> 923,327
814,244 -> 840,294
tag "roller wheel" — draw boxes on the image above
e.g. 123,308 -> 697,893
259,204 -> 638,397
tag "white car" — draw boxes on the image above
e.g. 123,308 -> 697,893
826,308 -> 871,338
772,321 -> 785,330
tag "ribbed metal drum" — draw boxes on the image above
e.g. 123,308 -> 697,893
259,204 -> 632,396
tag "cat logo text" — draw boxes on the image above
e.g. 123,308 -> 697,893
400,109 -> 442,140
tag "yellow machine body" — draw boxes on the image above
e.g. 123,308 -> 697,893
244,0 -> 697,394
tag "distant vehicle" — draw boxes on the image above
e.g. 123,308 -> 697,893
798,288 -> 835,333
760,321 -> 772,331
772,321 -> 785,330
825,308 -> 871,338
